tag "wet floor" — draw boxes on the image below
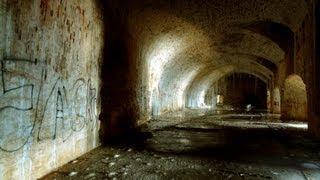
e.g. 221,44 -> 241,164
42,112 -> 320,180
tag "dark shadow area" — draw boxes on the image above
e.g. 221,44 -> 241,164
217,73 -> 267,110
315,1 -> 320,115
244,21 -> 294,54
256,57 -> 278,73
42,116 -> 320,180
244,21 -> 295,75
98,1 -> 138,143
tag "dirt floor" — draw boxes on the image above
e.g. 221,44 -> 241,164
42,112 -> 320,180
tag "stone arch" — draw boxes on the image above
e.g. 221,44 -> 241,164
204,72 -> 268,110
282,74 -> 307,121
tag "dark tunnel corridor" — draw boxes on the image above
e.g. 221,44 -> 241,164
1,0 -> 320,179
217,73 -> 268,110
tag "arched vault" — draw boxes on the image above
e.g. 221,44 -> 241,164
105,0 -> 308,118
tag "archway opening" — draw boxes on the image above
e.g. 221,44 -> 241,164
282,74 -> 308,122
216,73 -> 267,111
95,2 -> 310,175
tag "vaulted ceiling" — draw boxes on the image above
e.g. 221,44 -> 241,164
105,0 -> 308,115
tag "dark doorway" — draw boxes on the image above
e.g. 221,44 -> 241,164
218,73 -> 268,110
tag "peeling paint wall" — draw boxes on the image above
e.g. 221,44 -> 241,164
0,0 -> 104,179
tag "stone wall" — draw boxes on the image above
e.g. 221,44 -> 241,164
0,0 -> 104,179
282,75 -> 307,121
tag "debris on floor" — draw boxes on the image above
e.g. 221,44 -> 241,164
41,114 -> 320,179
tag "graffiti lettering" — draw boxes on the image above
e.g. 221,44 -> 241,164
0,58 -> 98,152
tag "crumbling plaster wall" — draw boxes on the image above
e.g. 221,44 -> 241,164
0,0 -> 104,179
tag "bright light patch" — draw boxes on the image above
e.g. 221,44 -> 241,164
287,123 -> 308,129
179,138 -> 191,144
187,65 -> 235,109
199,89 -> 206,107
148,35 -> 184,109
217,95 -> 224,105
148,36 -> 184,89
267,90 -> 271,109
273,87 -> 281,102
176,68 -> 200,108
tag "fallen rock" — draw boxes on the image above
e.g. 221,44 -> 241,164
69,172 -> 78,176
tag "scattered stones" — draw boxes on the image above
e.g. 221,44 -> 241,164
108,172 -> 117,177
109,162 -> 116,167
179,138 -> 190,144
71,160 -> 78,164
127,148 -> 133,152
101,159 -> 109,164
68,172 -> 78,176
301,163 -> 320,169
84,173 -> 95,179
43,116 -> 320,180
